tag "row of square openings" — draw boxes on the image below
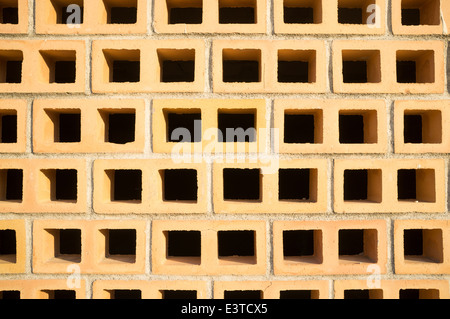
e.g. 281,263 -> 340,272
0,50 -> 78,84
283,0 -> 441,26
282,227 -> 444,265
0,288 -> 442,299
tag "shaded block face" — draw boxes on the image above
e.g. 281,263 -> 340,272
284,112 -> 321,144
112,170 -> 142,201
223,168 -> 260,200
218,230 -> 255,257
400,0 -> 441,26
167,231 -> 201,257
167,112 -> 202,143
163,169 -> 198,201
162,290 -> 197,299
59,5 -> 84,24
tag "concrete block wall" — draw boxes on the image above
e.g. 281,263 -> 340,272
0,0 -> 449,299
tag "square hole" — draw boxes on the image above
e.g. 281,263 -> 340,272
279,169 -> 317,202
105,229 -> 136,260
399,289 -> 440,299
100,110 -> 136,144
0,50 -> 23,84
224,290 -> 262,299
158,49 -> 195,83
397,169 -> 436,202
283,230 -> 322,264
403,229 -> 443,263
223,168 -> 260,201
218,230 -> 255,262
280,290 -> 318,299
339,229 -> 378,263
167,0 -> 202,24
338,0 -> 375,24
284,110 -> 323,144
110,290 -> 142,299
40,50 -> 77,84
165,110 -> 202,143
109,170 -> 142,202
0,112 -> 17,144
103,49 -> 140,83
396,50 -> 435,83
162,290 -> 197,299
0,229 -> 16,263
162,169 -> 198,202
0,169 -> 23,202
222,49 -> 261,83
46,109 -> 81,143
283,0 -> 322,24
166,231 -> 201,264
0,291 -> 20,299
44,290 -> 76,299
41,169 -> 78,202
55,169 -> 77,201
344,289 -> 383,299
339,111 -> 377,144
218,110 -> 256,143
103,0 -> 137,24
344,169 -> 382,203
342,50 -> 381,83
48,229 -> 81,263
51,0 -> 84,24
0,1 -> 18,24
401,0 -> 440,26
403,110 -> 442,144
219,0 -> 256,24
278,50 -> 316,83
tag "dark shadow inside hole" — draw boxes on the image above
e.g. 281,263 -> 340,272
167,231 -> 201,257
223,168 -> 260,200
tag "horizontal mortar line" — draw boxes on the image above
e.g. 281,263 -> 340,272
0,34 -> 448,41
3,212 -> 449,221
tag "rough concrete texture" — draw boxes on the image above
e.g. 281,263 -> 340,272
0,0 -> 449,299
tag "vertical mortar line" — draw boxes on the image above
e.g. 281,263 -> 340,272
85,39 -> 93,96
268,98 -> 274,155
386,0 -> 393,36
267,0 -> 274,36
207,159 -> 214,216
148,0 -> 154,35
26,98 -> 33,154
28,0 -> 35,36
446,40 -> 449,95
206,39 -> 213,94
327,39 -> 333,94
267,218 -> 273,277
25,217 -> 32,275
86,157 -> 94,215
328,158 -> 335,214
329,279 -> 334,299
207,278 -> 214,299
386,216 -> 394,276
146,219 -> 152,275
386,97 -> 394,156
